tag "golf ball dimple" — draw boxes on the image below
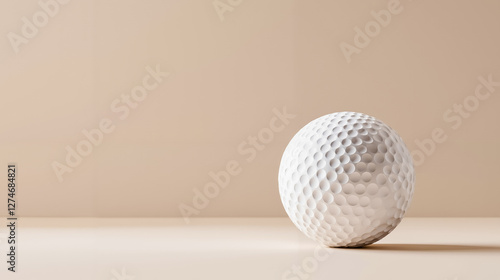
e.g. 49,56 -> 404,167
278,112 -> 415,247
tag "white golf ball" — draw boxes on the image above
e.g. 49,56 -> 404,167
278,112 -> 415,247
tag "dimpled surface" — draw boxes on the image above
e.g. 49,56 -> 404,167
278,112 -> 415,247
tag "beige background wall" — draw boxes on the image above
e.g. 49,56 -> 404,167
0,0 -> 499,217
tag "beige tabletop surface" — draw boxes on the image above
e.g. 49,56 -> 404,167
0,217 -> 499,280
